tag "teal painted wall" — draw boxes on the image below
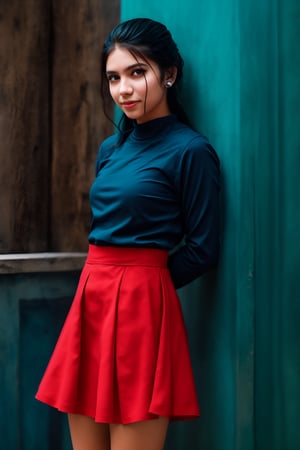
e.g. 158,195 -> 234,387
121,1 -> 300,450
0,272 -> 79,449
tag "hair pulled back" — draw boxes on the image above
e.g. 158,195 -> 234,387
101,18 -> 191,137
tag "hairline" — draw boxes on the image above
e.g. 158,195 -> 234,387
105,43 -> 166,81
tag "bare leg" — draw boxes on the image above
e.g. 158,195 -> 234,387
68,414 -> 110,450
110,416 -> 169,450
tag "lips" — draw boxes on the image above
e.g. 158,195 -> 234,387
121,101 -> 139,109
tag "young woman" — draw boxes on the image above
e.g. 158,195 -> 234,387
36,18 -> 220,450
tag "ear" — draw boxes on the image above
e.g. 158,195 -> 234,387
164,67 -> 178,85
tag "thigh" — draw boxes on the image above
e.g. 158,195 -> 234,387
110,416 -> 169,450
68,414 -> 110,450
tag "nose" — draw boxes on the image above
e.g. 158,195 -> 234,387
119,77 -> 133,96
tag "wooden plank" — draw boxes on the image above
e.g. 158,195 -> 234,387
0,0 -> 50,252
51,0 -> 119,251
0,252 -> 86,274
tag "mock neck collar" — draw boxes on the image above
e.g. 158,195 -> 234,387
129,114 -> 178,141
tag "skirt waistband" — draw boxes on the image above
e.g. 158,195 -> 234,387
86,245 -> 168,267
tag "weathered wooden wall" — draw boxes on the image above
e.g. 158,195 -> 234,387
0,0 -> 119,253
51,0 -> 119,251
0,0 -> 51,252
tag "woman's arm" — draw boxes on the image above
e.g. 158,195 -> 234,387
168,137 -> 221,289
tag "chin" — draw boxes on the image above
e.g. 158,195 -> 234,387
124,113 -> 143,121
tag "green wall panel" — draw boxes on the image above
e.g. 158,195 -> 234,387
121,1 -> 300,449
0,272 -> 79,449
121,3 -> 248,450
250,2 -> 300,449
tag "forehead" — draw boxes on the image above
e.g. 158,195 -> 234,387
106,45 -> 155,71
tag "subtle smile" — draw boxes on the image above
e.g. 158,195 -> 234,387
121,101 -> 139,109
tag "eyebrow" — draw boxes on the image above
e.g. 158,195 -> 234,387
106,62 -> 148,75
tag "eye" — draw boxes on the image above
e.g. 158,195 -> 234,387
107,73 -> 119,82
132,68 -> 146,77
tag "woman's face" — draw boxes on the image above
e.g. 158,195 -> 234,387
106,45 -> 171,124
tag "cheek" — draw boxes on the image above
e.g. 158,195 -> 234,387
147,83 -> 165,104
108,84 -> 118,100
147,77 -> 164,95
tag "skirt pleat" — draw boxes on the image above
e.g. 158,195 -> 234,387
36,245 -> 200,424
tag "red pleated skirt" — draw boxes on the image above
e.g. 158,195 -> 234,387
35,245 -> 200,424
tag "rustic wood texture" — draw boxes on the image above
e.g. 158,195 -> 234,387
50,0 -> 119,251
0,0 -> 119,253
0,252 -> 86,274
0,0 -> 51,252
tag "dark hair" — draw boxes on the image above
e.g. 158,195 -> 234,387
100,18 -> 191,140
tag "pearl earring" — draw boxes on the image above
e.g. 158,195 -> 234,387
165,81 -> 173,88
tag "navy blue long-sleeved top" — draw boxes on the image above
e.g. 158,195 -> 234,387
89,114 -> 220,288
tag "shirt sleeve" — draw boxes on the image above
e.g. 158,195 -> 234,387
168,136 -> 221,289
